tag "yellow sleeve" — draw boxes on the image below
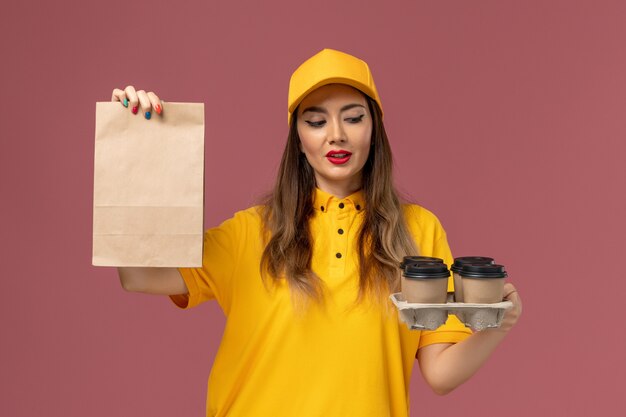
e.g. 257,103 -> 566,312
169,211 -> 243,312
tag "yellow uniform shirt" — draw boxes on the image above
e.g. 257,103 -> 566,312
171,188 -> 471,417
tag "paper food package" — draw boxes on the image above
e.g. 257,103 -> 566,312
92,102 -> 204,267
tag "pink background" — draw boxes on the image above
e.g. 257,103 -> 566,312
2,0 -> 625,416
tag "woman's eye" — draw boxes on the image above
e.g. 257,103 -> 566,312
306,120 -> 326,127
346,115 -> 365,123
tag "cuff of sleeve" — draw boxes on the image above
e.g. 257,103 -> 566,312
169,268 -> 200,309
418,314 -> 473,349
418,329 -> 472,349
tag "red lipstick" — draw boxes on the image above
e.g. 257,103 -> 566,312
325,150 -> 352,165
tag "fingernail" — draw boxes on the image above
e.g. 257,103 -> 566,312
123,98 -> 128,107
145,111 -> 151,120
132,106 -> 138,115
155,104 -> 162,115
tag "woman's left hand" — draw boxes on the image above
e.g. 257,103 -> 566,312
496,282 -> 522,332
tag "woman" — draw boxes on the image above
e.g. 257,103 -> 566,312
115,49 -> 522,417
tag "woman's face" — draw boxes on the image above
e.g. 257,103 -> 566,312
296,84 -> 373,197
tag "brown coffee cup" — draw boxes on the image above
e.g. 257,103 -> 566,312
459,263 -> 507,304
450,257 -> 495,302
401,262 -> 450,304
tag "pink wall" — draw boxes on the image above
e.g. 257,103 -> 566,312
2,0 -> 625,415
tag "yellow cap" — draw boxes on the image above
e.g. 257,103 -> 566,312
287,49 -> 383,125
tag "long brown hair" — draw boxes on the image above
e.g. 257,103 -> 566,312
260,95 -> 416,303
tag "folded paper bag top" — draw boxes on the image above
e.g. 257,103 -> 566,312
92,102 -> 205,267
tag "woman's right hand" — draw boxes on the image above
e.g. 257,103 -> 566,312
111,85 -> 163,120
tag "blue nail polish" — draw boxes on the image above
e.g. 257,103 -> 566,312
145,111 -> 151,120
123,98 -> 128,107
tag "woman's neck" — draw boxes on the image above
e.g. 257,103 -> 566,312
314,174 -> 362,199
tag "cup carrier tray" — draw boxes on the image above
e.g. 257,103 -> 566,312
390,293 -> 513,331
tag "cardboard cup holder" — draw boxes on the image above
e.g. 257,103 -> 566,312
390,293 -> 513,331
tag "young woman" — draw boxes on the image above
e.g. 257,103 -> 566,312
114,49 -> 522,417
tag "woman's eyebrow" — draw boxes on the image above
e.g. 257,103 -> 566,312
302,105 -> 326,115
340,103 -> 366,112
301,103 -> 366,115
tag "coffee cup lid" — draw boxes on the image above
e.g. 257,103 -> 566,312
459,263 -> 507,278
400,256 -> 444,269
403,262 -> 450,279
450,256 -> 495,273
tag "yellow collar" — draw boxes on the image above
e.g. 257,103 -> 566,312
313,187 -> 365,213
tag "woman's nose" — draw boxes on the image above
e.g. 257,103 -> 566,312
327,118 -> 346,144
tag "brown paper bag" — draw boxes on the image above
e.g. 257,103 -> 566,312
92,102 -> 204,267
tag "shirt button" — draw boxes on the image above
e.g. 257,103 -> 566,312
336,252 -> 342,259
356,204 -> 361,210
338,228 -> 344,235
321,206 -> 324,212
338,202 -> 345,209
